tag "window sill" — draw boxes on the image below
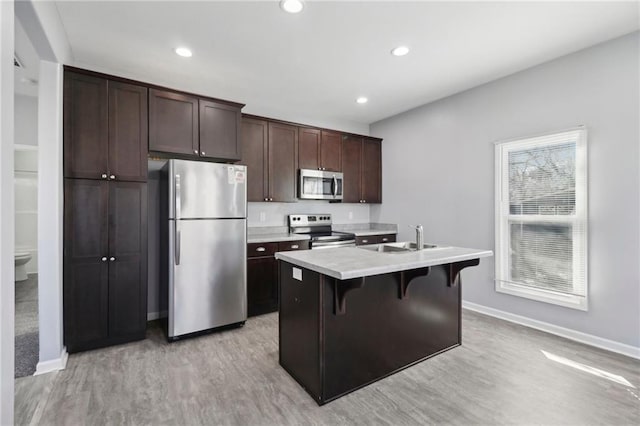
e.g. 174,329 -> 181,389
495,280 -> 588,311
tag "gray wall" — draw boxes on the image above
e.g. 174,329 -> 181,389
370,33 -> 640,348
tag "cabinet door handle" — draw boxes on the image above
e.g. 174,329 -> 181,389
101,257 -> 107,262
101,173 -> 108,179
291,245 -> 299,249
256,247 -> 266,252
109,175 -> 116,180
361,239 -> 368,244
194,150 -> 198,154
381,238 -> 388,242
109,257 -> 116,261
201,151 -> 206,156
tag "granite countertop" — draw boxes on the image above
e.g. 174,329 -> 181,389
248,233 -> 311,244
275,244 -> 493,280
332,223 -> 398,237
247,223 -> 397,243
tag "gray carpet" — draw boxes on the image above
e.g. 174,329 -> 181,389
15,331 -> 39,378
15,274 -> 39,378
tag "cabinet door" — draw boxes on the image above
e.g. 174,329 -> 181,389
108,182 -> 148,338
149,89 -> 198,156
108,82 -> 148,182
268,122 -> 298,202
320,130 -> 342,171
63,179 -> 109,351
247,256 -> 278,316
199,100 -> 242,161
341,136 -> 363,203
362,139 -> 382,203
298,127 -> 320,170
240,118 -> 268,202
63,72 -> 108,179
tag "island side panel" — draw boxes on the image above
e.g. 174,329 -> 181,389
279,261 -> 322,402
321,265 -> 460,402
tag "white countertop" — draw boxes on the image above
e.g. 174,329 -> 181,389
275,244 -> 493,280
248,233 -> 311,244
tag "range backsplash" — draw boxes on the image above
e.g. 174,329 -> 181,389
248,201 -> 370,227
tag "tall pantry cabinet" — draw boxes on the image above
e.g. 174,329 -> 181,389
63,69 -> 148,352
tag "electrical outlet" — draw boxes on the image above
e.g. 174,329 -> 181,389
348,211 -> 353,220
259,212 -> 266,222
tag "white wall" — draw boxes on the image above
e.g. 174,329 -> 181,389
14,149 -> 38,274
371,33 -> 640,349
36,60 -> 66,374
14,94 -> 38,146
0,0 -> 15,423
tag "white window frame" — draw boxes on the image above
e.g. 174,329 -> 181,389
494,127 -> 588,311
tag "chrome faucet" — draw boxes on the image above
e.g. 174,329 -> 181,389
411,224 -> 424,250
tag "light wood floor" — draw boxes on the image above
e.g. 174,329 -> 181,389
15,310 -> 640,425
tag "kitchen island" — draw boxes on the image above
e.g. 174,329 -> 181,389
275,243 -> 492,405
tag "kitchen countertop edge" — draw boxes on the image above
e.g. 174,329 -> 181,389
275,247 -> 493,280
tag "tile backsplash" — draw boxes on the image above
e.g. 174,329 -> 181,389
248,201 -> 370,227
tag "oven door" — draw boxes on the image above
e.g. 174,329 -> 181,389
299,169 -> 343,200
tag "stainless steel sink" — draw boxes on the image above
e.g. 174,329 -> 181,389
359,244 -> 413,253
358,241 -> 442,254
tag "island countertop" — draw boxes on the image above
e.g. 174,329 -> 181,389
275,244 -> 493,280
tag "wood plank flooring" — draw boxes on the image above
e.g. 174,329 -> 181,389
15,310 -> 640,425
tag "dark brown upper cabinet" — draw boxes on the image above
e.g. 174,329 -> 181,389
108,82 -> 148,182
64,72 -> 109,180
149,89 -> 199,156
240,117 -> 297,202
268,122 -> 298,202
240,118 -> 269,202
149,88 -> 243,161
361,138 -> 382,203
298,127 -> 341,172
64,71 -> 148,181
342,136 -> 382,204
342,136 -> 363,203
199,100 -> 242,161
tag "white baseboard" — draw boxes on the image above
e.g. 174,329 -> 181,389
147,311 -> 167,321
34,347 -> 68,375
462,301 -> 640,360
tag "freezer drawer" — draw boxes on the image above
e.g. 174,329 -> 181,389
166,160 -> 247,219
168,218 -> 247,337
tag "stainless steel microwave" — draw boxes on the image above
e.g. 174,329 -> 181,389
298,169 -> 343,200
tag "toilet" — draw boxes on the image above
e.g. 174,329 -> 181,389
14,251 -> 32,282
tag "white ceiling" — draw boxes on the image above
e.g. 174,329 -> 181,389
55,1 -> 639,130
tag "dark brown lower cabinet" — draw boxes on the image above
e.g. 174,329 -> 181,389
247,240 -> 308,317
64,179 -> 147,352
355,233 -> 397,246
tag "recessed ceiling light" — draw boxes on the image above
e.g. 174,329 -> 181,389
356,97 -> 368,104
280,0 -> 304,14
175,47 -> 193,58
391,46 -> 410,57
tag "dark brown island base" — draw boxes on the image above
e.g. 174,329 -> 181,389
275,244 -> 492,405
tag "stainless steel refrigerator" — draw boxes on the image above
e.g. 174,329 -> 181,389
160,159 -> 247,339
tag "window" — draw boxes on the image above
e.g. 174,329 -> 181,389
495,128 -> 587,310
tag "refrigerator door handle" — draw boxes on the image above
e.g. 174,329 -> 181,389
175,174 -> 181,265
175,225 -> 181,265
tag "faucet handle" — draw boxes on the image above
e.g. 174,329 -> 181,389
409,224 -> 423,230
